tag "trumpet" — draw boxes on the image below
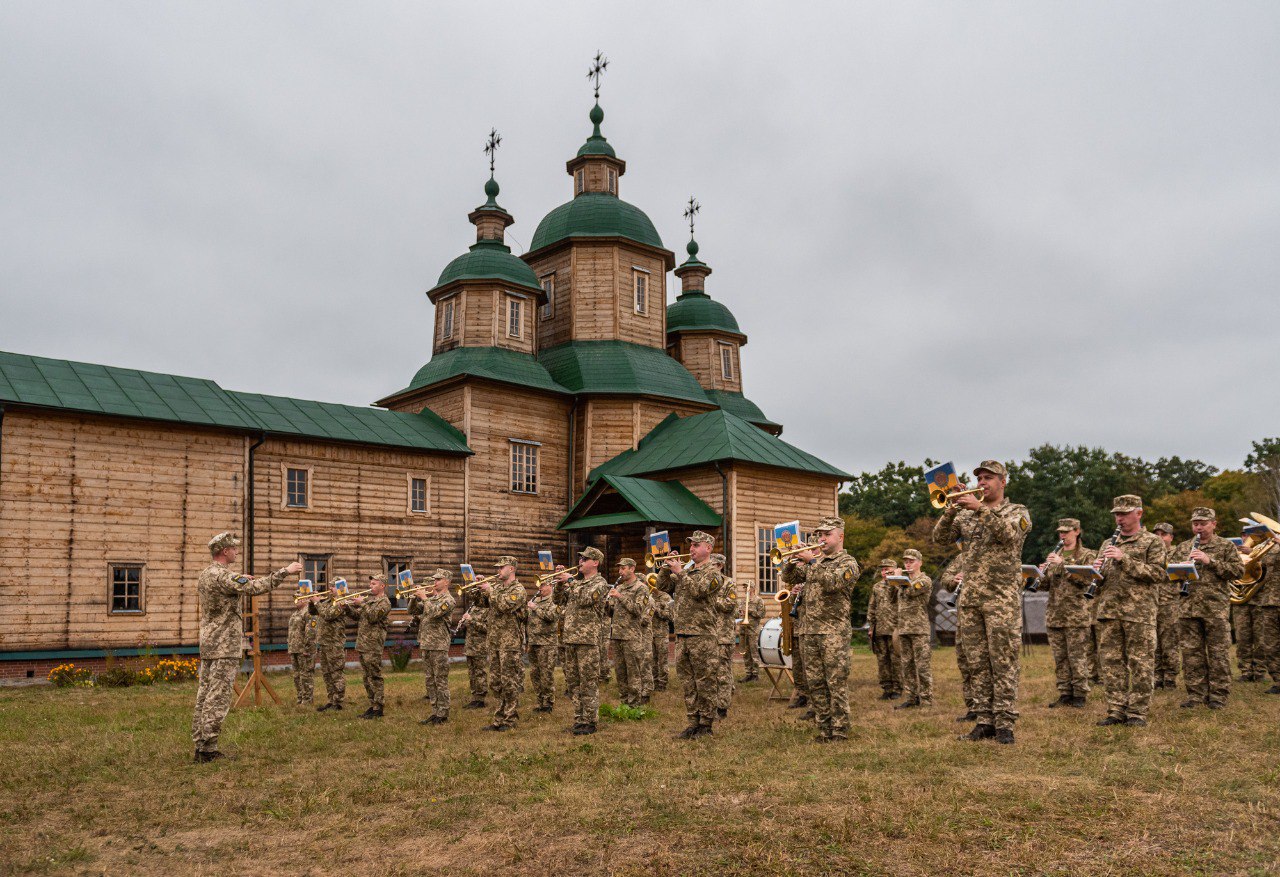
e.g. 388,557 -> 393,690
536,565 -> 581,585
929,485 -> 985,510
644,552 -> 693,570
332,587 -> 375,605
293,590 -> 320,603
395,583 -> 430,600
459,574 -> 500,592
769,543 -> 820,566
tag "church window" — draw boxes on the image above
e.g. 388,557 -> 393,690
607,168 -> 617,194
633,270 -> 648,315
284,465 -> 312,509
441,299 -> 455,340
408,475 -> 430,514
302,555 -> 330,589
540,276 -> 554,320
109,564 -> 144,614
507,297 -> 523,338
575,169 -> 585,195
510,439 -> 540,494
384,557 -> 413,610
719,342 -> 735,380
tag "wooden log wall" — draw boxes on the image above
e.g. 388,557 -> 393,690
672,333 -> 743,394
527,248 -> 572,351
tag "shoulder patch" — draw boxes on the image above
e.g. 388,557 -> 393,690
233,575 -> 250,585
1019,517 -> 1030,532
508,593 -> 520,602
843,568 -> 854,582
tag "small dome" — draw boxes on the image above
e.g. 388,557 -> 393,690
530,192 -> 663,252
577,103 -> 616,158
666,292 -> 742,336
432,239 -> 541,295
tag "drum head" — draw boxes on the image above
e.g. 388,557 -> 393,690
756,616 -> 792,669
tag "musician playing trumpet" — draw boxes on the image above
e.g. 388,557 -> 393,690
1040,519 -> 1097,709
607,558 -> 651,708
526,576 -> 561,714
867,559 -> 903,701
657,531 -> 724,739
407,570 -> 456,725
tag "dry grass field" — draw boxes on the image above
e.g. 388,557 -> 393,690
2,645 -> 1278,877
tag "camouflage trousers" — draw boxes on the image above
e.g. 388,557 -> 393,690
871,635 -> 901,697
563,643 -> 600,726
528,644 -> 556,709
957,598 -> 1022,730
790,633 -> 808,699
422,649 -> 450,718
290,651 -> 315,704
489,646 -> 523,728
639,626 -> 654,697
1156,602 -> 1182,685
359,650 -> 384,708
1180,614 -> 1231,706
676,634 -> 721,727
613,638 -> 646,707
1097,618 -> 1156,720
741,622 -> 759,677
954,625 -> 974,711
717,642 -> 735,711
800,633 -> 851,738
1259,607 -> 1280,684
898,633 -> 933,704
598,630 -> 611,683
1047,625 -> 1091,699
465,653 -> 488,699
652,633 -> 670,690
191,657 -> 239,753
317,642 -> 346,707
1086,623 -> 1101,682
1232,604 -> 1264,678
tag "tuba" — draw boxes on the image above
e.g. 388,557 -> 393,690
1230,513 -> 1280,604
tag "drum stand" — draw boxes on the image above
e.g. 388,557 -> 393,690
763,666 -> 794,701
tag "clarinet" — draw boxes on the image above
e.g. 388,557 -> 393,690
1179,535 -> 1200,598
1026,540 -> 1064,593
1085,527 -> 1122,600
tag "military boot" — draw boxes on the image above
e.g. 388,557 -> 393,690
1047,695 -> 1072,708
893,698 -> 921,710
994,728 -> 1015,744
960,724 -> 995,741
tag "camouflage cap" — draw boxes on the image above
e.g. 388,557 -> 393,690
1190,507 -> 1216,521
1057,518 -> 1081,532
431,568 -> 452,581
902,549 -> 922,562
973,460 -> 1008,478
617,557 -> 636,568
1111,494 -> 1143,513
685,530 -> 716,546
494,555 -> 517,568
207,531 -> 241,554
879,557 -> 897,568
1152,522 -> 1175,535
369,573 -> 388,584
710,553 -> 727,566
578,546 -> 604,563
812,515 -> 845,533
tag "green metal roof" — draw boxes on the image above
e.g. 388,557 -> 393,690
538,341 -> 711,405
0,350 -> 472,455
392,346 -> 571,398
704,390 -> 780,430
529,193 -> 663,252
559,474 -> 722,531
666,291 -> 743,336
590,409 -> 850,481
431,239 -> 542,295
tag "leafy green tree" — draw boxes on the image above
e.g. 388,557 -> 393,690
1244,438 -> 1280,517
1150,456 -> 1219,495
838,460 -> 937,530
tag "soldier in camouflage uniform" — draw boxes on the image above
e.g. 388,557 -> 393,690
473,556 -> 527,731
739,583 -> 765,683
314,584 -> 350,711
867,558 -> 902,700
459,601 -> 489,709
933,460 -> 1031,744
1173,507 -> 1245,709
192,532 -> 302,762
408,569 -> 457,724
607,558 -> 650,708
1040,518 -> 1097,708
710,553 -> 739,719
287,591 -> 320,706
778,557 -> 809,711
1253,550 -> 1280,694
1232,601 -> 1264,681
344,574 -> 392,718
650,587 -> 674,691
658,531 -> 725,738
638,576 -> 655,702
527,576 -> 562,712
938,551 -> 976,721
556,547 -> 610,734
894,549 -> 934,709
780,516 -> 858,741
1091,495 -> 1168,726
1151,522 -> 1182,688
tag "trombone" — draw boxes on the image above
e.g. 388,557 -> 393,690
644,552 -> 693,570
929,485 -> 984,510
769,543 -> 820,566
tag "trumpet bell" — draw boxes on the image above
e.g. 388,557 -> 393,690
930,485 -> 984,509
774,588 -> 790,603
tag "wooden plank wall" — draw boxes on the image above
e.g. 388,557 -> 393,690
0,409 -> 245,651
614,245 -> 667,349
527,248 -> 572,351
672,333 -> 742,394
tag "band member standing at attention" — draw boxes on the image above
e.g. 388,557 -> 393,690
1230,544 -> 1265,682
287,590 -> 320,707
314,585 -> 349,712
658,531 -> 724,739
710,553 -> 739,719
867,558 -> 903,701
894,549 -> 934,710
607,558 -> 650,708
1173,508 -> 1245,709
650,586 -> 675,692
1151,522 -> 1182,689
526,575 -> 562,714
474,556 -> 528,732
459,600 -> 489,710
933,461 -> 1031,745
344,574 -> 392,719
739,583 -> 765,683
637,569 -> 656,703
938,550 -> 975,721
779,559 -> 810,712
1092,495 -> 1167,727
1254,549 -> 1280,694
408,570 -> 456,725
192,533 -> 303,762
1040,518 -> 1097,708
555,547 -> 610,735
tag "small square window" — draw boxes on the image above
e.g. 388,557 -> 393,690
510,440 -> 539,494
110,564 -> 143,614
303,555 -> 330,588
286,467 -> 309,508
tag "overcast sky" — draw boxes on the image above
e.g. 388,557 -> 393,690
2,2 -> 1278,477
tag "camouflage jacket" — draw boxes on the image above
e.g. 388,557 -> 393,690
197,562 -> 290,659
778,562 -> 809,634
477,578 -> 527,652
866,577 -> 898,639
313,599 -> 349,649
937,554 -> 965,593
345,594 -> 392,655
933,500 -> 1031,606
784,550 -> 859,637
409,591 -> 456,652
651,589 -> 675,628
1042,545 -> 1098,628
1157,550 -> 1183,607
1171,535 -> 1245,619
287,605 -> 318,654
527,593 -> 562,646
714,576 -> 740,646
743,592 -> 766,624
555,573 -> 609,646
462,604 -> 488,656
894,573 -> 933,636
1094,529 -> 1167,624
607,578 -> 650,642
659,562 -> 724,636
1253,558 -> 1279,608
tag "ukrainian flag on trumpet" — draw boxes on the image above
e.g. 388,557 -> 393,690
397,569 -> 414,589
331,578 -> 348,596
774,520 -> 801,552
538,550 -> 555,572
649,530 -> 671,558
924,461 -> 960,495
459,564 -> 476,585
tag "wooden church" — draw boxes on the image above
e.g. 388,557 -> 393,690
0,87 -> 848,680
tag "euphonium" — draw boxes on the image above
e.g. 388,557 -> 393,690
1231,516 -> 1280,603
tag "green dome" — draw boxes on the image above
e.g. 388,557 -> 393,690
432,238 -> 541,294
577,103 -> 616,158
530,192 -> 664,252
666,291 -> 742,336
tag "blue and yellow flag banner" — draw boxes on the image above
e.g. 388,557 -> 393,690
397,569 -> 414,588
774,521 -> 801,552
331,578 -> 348,596
649,530 -> 671,558
1241,519 -> 1270,538
297,579 -> 313,594
1167,563 -> 1200,582
538,550 -> 555,572
1228,537 -> 1245,547
924,461 -> 960,496
460,564 -> 476,584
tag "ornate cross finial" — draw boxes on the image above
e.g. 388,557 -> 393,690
683,196 -> 701,238
484,128 -> 502,175
587,52 -> 609,101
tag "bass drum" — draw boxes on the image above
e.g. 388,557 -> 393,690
756,616 -> 792,669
